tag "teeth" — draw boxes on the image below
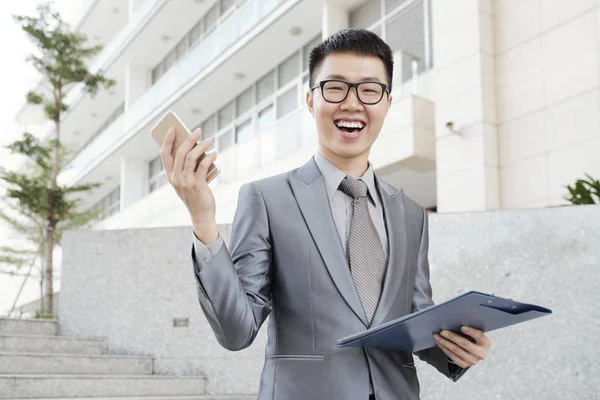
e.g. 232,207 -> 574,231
336,121 -> 365,129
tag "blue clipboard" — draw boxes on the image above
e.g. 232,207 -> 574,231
337,291 -> 552,352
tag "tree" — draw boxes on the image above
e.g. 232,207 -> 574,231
0,1 -> 115,317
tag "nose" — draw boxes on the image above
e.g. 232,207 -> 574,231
340,87 -> 363,111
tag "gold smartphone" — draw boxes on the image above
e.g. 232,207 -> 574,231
150,111 -> 220,183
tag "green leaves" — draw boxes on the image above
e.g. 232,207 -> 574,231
2,2 -> 116,308
26,91 -> 44,105
565,174 -> 600,205
13,1 -> 115,120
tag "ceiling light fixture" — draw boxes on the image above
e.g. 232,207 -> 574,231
289,26 -> 303,36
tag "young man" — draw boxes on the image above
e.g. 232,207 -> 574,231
161,29 -> 491,400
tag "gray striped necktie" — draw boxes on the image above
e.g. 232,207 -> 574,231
339,176 -> 387,325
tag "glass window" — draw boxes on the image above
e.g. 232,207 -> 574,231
163,51 -> 176,70
349,1 -> 382,28
204,4 -> 218,34
278,52 -> 300,88
149,155 -> 163,178
386,1 -> 426,79
201,114 -> 217,140
152,61 -> 164,84
218,129 -> 233,151
190,20 -> 203,44
221,0 -> 235,15
256,71 -> 275,104
386,0 -> 411,13
176,36 -> 189,60
236,87 -> 253,117
302,35 -> 321,71
277,85 -> 298,119
235,119 -> 253,143
257,104 -> 275,131
218,101 -> 234,130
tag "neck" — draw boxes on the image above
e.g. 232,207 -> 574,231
318,147 -> 369,178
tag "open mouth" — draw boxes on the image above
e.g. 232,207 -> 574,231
334,120 -> 366,136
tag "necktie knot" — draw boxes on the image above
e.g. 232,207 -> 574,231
339,176 -> 368,200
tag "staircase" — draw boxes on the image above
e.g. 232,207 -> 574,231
0,318 -> 254,400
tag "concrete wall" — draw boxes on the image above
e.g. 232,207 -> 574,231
433,0 -> 600,212
495,0 -> 600,209
60,204 -> 600,398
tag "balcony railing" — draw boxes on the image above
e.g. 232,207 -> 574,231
58,114 -> 125,186
61,0 -> 163,113
123,0 -> 288,134
59,0 -> 291,187
215,108 -> 316,185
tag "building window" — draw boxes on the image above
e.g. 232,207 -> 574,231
201,114 -> 217,140
256,71 -> 275,104
218,129 -> 234,151
303,35 -> 321,72
257,104 -> 275,131
148,155 -> 167,193
90,186 -> 120,221
236,87 -> 253,117
194,34 -> 319,166
278,52 -> 300,88
349,0 -> 433,83
151,0 -> 246,85
277,86 -> 298,119
218,101 -> 234,130
235,119 -> 253,143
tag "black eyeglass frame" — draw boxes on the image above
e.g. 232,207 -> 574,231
310,79 -> 390,105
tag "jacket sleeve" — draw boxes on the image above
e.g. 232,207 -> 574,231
412,208 -> 469,382
191,182 -> 273,351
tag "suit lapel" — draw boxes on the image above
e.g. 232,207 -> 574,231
370,179 -> 409,327
289,158 -> 368,326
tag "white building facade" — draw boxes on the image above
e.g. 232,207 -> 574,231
14,0 -> 600,230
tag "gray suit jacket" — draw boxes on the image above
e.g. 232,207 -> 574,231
192,158 -> 467,400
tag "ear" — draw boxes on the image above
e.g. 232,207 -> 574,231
306,90 -> 315,117
383,93 -> 393,117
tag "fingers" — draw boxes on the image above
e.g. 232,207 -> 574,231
434,332 -> 481,367
195,151 -> 217,181
462,326 -> 491,348
173,128 -> 203,174
436,341 -> 471,369
183,137 -> 213,175
160,127 -> 176,177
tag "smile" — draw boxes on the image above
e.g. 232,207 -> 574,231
334,119 -> 366,138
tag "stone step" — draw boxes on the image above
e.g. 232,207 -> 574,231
0,318 -> 58,336
0,352 -> 153,375
10,397 -> 255,400
0,374 -> 207,399
0,334 -> 107,355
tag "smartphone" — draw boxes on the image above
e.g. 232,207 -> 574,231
151,111 -> 220,183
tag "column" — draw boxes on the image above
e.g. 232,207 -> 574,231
432,0 -> 500,212
125,62 -> 150,113
322,1 -> 349,39
120,157 -> 147,211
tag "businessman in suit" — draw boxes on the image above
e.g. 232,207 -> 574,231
161,28 -> 491,400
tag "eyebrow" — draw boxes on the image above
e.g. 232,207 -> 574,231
324,74 -> 382,82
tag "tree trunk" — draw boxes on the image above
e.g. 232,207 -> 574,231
43,91 -> 62,318
43,226 -> 54,316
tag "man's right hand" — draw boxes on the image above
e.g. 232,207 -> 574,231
160,127 -> 219,244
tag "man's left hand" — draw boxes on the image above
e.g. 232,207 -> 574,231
433,326 -> 491,369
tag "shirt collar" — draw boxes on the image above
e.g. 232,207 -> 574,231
313,152 -> 378,206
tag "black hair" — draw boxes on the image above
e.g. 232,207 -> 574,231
308,28 -> 394,93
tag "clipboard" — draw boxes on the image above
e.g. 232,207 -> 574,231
337,291 -> 552,352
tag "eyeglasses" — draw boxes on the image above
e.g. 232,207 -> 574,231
310,80 -> 389,105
